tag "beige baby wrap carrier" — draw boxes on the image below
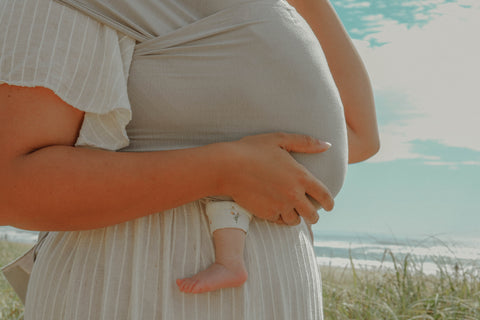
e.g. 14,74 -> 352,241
2,0 -> 348,305
51,0 -> 348,196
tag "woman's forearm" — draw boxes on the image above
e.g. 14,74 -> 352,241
287,0 -> 380,163
1,143 -> 227,231
1,85 -> 337,231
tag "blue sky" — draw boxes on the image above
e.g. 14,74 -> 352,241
313,0 -> 480,240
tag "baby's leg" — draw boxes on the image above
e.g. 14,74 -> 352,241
176,228 -> 248,294
176,201 -> 252,294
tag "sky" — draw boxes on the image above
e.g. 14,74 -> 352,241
313,0 -> 480,240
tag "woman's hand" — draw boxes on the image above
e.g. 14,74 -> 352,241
218,132 -> 334,226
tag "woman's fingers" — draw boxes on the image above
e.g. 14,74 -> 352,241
293,195 -> 320,224
280,209 -> 301,226
274,132 -> 334,218
275,132 -> 331,154
275,132 -> 334,214
305,177 -> 334,212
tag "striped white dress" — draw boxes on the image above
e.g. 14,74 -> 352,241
1,0 -> 327,319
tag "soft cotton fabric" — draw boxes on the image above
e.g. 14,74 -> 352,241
0,0 -> 134,150
0,0 -> 348,318
205,200 -> 253,234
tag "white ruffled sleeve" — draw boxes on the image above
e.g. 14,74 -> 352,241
0,0 -> 136,150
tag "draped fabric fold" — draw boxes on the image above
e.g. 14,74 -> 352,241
54,0 -> 198,41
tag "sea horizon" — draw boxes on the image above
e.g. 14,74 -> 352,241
2,226 -> 478,276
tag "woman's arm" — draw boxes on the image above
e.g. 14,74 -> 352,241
0,85 -> 227,231
287,0 -> 380,163
0,85 -> 332,231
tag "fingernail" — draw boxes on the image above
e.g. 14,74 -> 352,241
318,141 -> 332,149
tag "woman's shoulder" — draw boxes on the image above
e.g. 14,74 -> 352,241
0,0 -> 136,151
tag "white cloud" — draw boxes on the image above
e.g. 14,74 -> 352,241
414,13 -> 430,20
353,2 -> 480,164
342,2 -> 371,9
335,1 -> 371,9
401,0 -> 445,7
363,14 -> 385,21
423,161 -> 480,169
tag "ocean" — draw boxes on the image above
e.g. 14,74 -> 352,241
312,229 -> 480,275
1,226 -> 479,276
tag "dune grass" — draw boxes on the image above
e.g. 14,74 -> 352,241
1,241 -> 479,320
0,240 -> 31,320
321,249 -> 480,319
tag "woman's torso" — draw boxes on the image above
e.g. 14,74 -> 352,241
57,0 -> 348,199
112,0 -> 348,200
22,1 -> 346,318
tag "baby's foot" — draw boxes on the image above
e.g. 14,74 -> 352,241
176,260 -> 248,294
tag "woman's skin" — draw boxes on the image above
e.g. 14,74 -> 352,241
0,0 -> 379,232
0,85 -> 333,230
286,0 -> 380,164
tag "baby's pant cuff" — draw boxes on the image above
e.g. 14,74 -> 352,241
205,201 -> 253,235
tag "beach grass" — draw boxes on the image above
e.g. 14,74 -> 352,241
1,241 -> 479,320
0,240 -> 31,320
320,249 -> 480,319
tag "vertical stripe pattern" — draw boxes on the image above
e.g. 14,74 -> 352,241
24,199 -> 323,320
0,0 -> 135,151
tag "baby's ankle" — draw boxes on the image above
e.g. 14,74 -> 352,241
216,254 -> 246,271
215,260 -> 248,286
